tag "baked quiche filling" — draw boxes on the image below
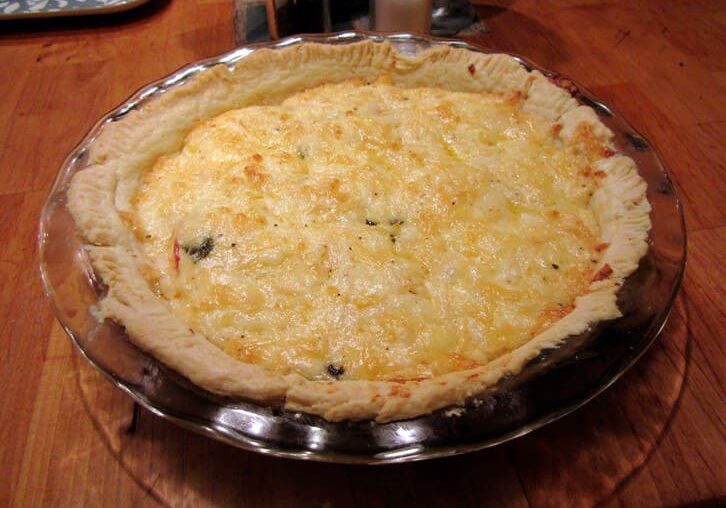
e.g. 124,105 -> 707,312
129,80 -> 606,382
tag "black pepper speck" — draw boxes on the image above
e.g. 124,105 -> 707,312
327,364 -> 345,379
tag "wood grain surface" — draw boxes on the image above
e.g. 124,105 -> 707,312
1,1 -> 724,506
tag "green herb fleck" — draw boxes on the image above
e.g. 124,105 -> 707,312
182,237 -> 214,262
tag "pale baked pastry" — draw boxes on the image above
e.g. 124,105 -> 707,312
67,41 -> 651,422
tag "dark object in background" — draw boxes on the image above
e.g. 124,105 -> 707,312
264,0 -> 475,39
330,0 -> 370,30
431,0 -> 476,35
266,0 -> 370,39
267,0 -> 370,38
267,0 -> 329,38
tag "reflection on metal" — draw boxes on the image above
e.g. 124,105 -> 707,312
374,444 -> 426,461
306,426 -> 327,450
0,0 -> 152,19
394,425 -> 425,445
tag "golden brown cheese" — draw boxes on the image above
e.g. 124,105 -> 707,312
129,80 -> 605,382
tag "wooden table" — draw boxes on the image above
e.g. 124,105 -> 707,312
1,1 -> 724,506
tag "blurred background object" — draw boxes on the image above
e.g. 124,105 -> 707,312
258,0 -> 479,41
371,0 -> 433,33
265,0 -> 331,39
0,0 -> 152,19
431,0 -> 476,35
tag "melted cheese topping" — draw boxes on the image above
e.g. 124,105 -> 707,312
130,81 -> 604,381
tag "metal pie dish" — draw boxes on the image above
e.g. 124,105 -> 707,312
39,32 -> 686,464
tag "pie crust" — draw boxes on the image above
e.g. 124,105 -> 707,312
67,41 -> 651,422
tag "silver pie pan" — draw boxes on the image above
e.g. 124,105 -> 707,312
38,32 -> 686,464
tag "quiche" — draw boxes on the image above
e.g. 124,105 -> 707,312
67,41 -> 651,422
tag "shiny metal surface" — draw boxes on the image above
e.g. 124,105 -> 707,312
0,0 -> 152,19
38,32 -> 686,464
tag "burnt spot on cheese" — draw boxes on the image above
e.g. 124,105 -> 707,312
592,263 -> 614,281
365,219 -> 378,226
548,75 -> 579,95
543,303 -> 576,321
326,363 -> 345,379
182,237 -> 214,262
388,384 -> 411,398
506,90 -> 523,106
243,164 -> 266,184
